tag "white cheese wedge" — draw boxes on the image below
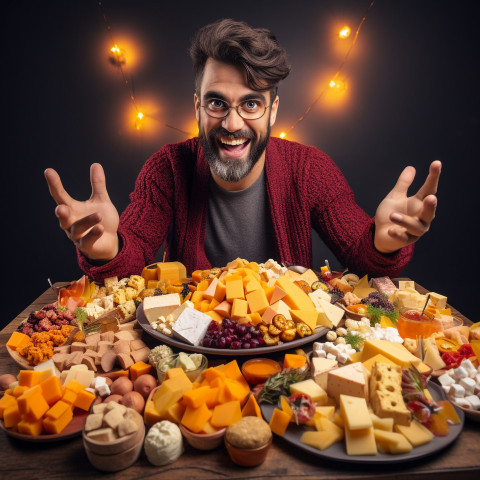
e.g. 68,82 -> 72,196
311,357 -> 338,391
33,358 -> 58,379
308,288 -> 332,309
327,362 -> 369,402
169,301 -> 194,323
316,299 -> 344,328
172,308 -> 212,346
143,294 -> 182,324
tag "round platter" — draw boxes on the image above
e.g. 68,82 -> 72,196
136,303 -> 328,356
0,408 -> 88,443
6,345 -> 33,370
260,382 -> 464,465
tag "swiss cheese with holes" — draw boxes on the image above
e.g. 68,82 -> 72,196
369,362 -> 411,426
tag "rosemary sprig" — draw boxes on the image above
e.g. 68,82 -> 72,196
257,369 -> 309,405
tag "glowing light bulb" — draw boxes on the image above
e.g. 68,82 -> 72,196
329,79 -> 346,92
137,112 -> 144,120
109,44 -> 126,66
339,26 -> 351,39
329,80 -> 337,88
279,132 -> 286,139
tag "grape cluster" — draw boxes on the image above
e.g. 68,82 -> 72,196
202,318 -> 265,349
361,291 -> 395,312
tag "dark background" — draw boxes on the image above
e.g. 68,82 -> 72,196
2,1 -> 478,329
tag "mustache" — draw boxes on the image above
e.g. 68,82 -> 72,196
207,127 -> 255,140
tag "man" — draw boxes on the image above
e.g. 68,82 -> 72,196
44,19 -> 441,281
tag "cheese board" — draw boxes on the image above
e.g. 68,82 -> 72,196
0,408 -> 88,442
136,303 -> 329,355
6,345 -> 34,370
260,382 -> 464,464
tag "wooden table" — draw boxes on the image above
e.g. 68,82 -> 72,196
1,282 -> 479,480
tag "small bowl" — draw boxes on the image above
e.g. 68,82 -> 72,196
156,353 -> 208,383
84,439 -> 144,472
225,435 -> 272,467
179,424 -> 226,450
241,358 -> 282,385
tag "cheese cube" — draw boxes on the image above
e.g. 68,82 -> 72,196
172,308 -> 212,346
315,299 -> 345,328
428,292 -> 447,309
327,363 -> 369,402
344,426 -> 377,456
143,294 -> 182,324
311,357 -> 338,391
245,289 -> 269,314
225,278 -> 245,301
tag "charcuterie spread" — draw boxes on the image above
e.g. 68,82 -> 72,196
1,258 -> 478,471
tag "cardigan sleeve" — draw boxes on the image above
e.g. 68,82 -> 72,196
77,150 -> 175,281
306,149 -> 414,278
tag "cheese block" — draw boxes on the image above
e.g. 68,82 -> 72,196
423,342 -> 447,371
340,394 -> 372,431
361,339 -> 431,374
311,357 -> 338,391
143,294 -> 182,324
297,268 -> 319,285
428,292 -> 447,310
327,363 -> 369,402
289,379 -> 328,405
169,301 -> 195,322
274,276 -> 316,311
369,362 -> 411,426
369,412 -> 394,431
316,299 -> 344,328
172,308 -> 212,346
157,261 -> 187,283
290,310 -> 318,331
373,429 -> 413,454
396,289 -> 426,309
308,288 -> 332,308
398,280 -> 415,290
362,354 -> 397,373
269,300 -> 292,320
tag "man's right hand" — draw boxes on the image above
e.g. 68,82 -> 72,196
44,163 -> 120,261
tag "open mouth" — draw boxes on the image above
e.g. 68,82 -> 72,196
216,136 -> 251,156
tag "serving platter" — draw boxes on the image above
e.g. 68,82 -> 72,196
0,408 -> 88,442
136,303 -> 328,356
260,382 -> 464,464
6,345 -> 33,370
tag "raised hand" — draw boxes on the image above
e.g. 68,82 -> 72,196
374,160 -> 441,253
44,163 -> 120,261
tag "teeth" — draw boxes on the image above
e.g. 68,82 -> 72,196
219,137 -> 248,146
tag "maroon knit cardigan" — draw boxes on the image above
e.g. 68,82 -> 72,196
78,137 -> 413,281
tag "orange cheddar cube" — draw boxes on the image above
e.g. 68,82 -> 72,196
18,370 -> 43,388
202,367 -> 226,384
25,393 -> 50,422
202,277 -> 218,300
0,394 -> 17,418
205,310 -> 224,323
214,281 -> 227,303
45,400 -> 72,420
73,389 -> 96,411
12,385 -> 29,398
209,298 -> 220,310
246,289 -> 269,315
214,300 -> 231,317
241,394 -> 262,418
200,420 -> 222,434
244,277 -> 262,294
62,389 -> 77,405
284,354 -> 307,370
64,379 -> 85,394
226,278 -> 245,301
269,408 -> 292,436
6,331 -> 31,351
39,376 -> 64,405
17,418 -> 44,436
130,361 -> 152,381
210,400 -> 242,428
205,387 -> 220,409
17,386 -> 42,415
246,261 -> 260,273
181,386 -> 211,409
181,403 -> 212,433
216,360 -> 244,382
144,399 -> 164,427
43,406 -> 73,434
190,290 -> 204,304
4,403 -> 22,428
196,279 -> 210,292
247,312 -> 263,326
231,298 -> 248,320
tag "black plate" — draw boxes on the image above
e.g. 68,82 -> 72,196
136,303 -> 328,356
260,382 -> 464,464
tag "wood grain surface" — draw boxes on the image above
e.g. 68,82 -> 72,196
1,281 -> 479,480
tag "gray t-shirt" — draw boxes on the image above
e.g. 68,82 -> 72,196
204,169 -> 276,267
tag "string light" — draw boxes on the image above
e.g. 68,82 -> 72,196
329,78 -> 347,92
279,132 -> 287,139
285,0 -> 376,134
338,26 -> 351,39
109,44 -> 126,66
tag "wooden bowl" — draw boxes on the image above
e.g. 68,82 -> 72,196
179,424 -> 226,450
82,408 -> 145,456
84,438 -> 144,472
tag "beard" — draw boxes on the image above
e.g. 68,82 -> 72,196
198,119 -> 271,183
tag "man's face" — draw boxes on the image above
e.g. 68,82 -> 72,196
194,59 -> 279,183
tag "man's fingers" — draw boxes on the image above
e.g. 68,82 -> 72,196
392,166 -> 416,195
389,210 -> 431,238
67,212 -> 102,242
416,160 -> 442,199
387,226 -> 417,245
44,168 -> 73,206
90,163 -> 109,200
77,224 -> 105,251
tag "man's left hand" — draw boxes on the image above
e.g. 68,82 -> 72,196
374,160 -> 441,253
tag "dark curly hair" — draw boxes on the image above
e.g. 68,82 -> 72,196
189,19 -> 291,99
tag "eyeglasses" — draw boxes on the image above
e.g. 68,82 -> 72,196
201,98 -> 269,120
